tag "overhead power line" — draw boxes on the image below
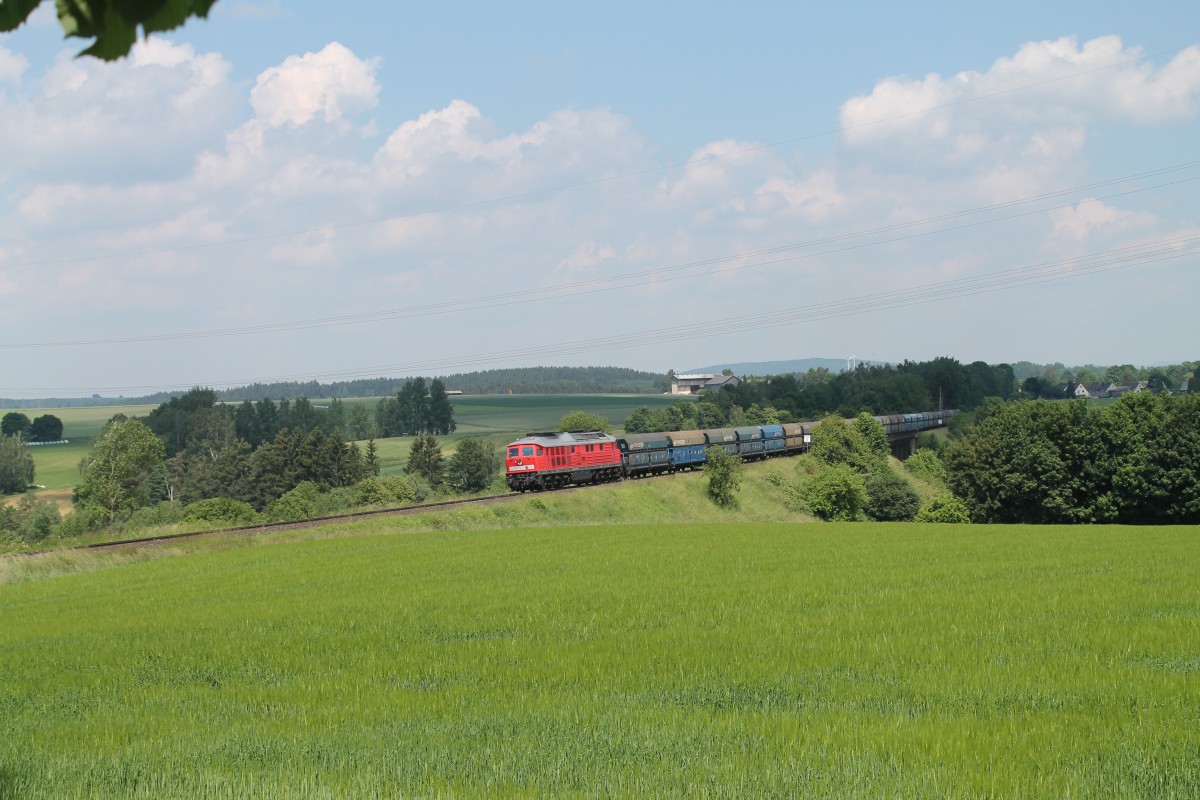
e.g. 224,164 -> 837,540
5,161 -> 1198,349
10,234 -> 1195,394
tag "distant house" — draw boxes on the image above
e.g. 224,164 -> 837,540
1109,381 -> 1147,398
1087,382 -> 1118,399
671,373 -> 742,394
1180,379 -> 1191,393
671,374 -> 714,394
1060,382 -> 1090,399
703,374 -> 742,391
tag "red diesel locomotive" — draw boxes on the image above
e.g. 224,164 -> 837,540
505,430 -> 623,491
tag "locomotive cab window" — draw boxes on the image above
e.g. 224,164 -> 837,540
508,447 -> 519,457
522,446 -> 533,456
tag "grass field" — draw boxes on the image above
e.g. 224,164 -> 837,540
1,521 -> 1197,798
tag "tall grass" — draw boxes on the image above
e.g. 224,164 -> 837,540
2,522 -> 1197,797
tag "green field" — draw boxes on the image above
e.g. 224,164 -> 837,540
1,520 -> 1197,798
447,393 -> 688,437
11,395 -> 686,509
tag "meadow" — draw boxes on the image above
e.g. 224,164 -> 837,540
1,519 -> 1197,798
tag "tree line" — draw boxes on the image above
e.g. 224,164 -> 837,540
1,412 -> 64,442
622,357 -> 1015,434
945,392 -> 1200,524
375,378 -> 456,437
0,366 -> 664,408
1012,360 -> 1197,394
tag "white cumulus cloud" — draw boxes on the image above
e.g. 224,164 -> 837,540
0,45 -> 27,83
250,41 -> 380,127
840,36 -> 1200,154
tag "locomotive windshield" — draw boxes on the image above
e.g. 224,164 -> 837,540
509,447 -> 519,457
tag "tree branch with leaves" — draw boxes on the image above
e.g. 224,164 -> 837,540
0,0 -> 218,60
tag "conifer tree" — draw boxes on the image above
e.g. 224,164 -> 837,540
406,434 -> 444,488
365,439 -> 381,476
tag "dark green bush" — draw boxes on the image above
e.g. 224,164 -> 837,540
864,470 -> 921,521
184,498 -> 258,525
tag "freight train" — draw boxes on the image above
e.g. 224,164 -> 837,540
504,410 -> 956,492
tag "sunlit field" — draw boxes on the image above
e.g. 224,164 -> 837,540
2,522 -> 1196,798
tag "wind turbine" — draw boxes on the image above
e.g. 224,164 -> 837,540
845,355 -> 857,372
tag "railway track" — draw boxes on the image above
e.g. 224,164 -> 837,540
0,493 -> 517,558
77,492 -> 523,552
12,466 -> 706,556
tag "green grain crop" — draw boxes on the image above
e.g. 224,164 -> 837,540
2,522 -> 1197,798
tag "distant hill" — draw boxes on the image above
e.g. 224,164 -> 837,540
686,358 -> 887,376
0,366 -> 666,409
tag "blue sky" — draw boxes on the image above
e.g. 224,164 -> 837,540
1,1 -> 1198,397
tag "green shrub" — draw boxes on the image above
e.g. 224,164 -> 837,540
54,505 -> 107,538
864,470 -> 921,522
905,449 -> 947,484
355,477 -> 394,507
915,496 -> 972,524
0,504 -> 17,535
184,498 -> 258,525
801,464 -> 868,521
315,487 -> 357,517
17,498 -> 61,542
385,475 -> 425,504
703,447 -> 743,508
266,481 -> 322,522
810,414 -> 886,475
121,501 -> 187,532
915,432 -> 946,455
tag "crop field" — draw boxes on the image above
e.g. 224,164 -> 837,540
447,393 -> 688,437
2,522 -> 1197,798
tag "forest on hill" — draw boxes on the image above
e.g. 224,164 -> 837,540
0,367 -> 664,409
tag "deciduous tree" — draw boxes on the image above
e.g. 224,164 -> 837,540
559,411 -> 612,433
864,469 -> 921,521
703,446 -> 742,508
427,379 -> 456,435
945,400 -> 1111,523
853,412 -> 890,462
0,433 -> 35,494
801,463 -> 867,521
0,0 -> 219,60
29,414 -> 64,442
74,418 -> 166,529
1,412 -> 31,438
349,404 -> 375,440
